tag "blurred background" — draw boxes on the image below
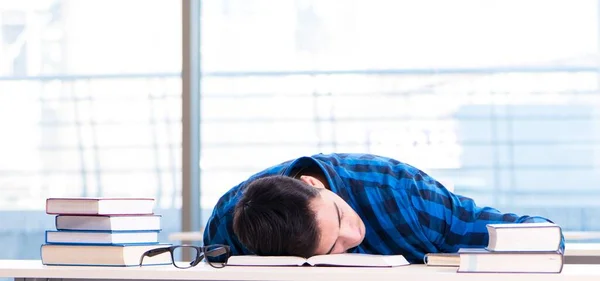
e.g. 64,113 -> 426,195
1,0 -> 600,259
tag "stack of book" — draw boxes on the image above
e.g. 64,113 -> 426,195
457,222 -> 564,273
40,197 -> 172,267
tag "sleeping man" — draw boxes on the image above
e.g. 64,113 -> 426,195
203,153 -> 563,263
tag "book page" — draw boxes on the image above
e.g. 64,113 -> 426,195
226,255 -> 307,266
307,253 -> 409,267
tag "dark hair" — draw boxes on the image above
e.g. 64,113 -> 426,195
232,175 -> 321,258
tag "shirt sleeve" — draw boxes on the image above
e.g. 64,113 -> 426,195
406,170 -> 565,253
202,162 -> 293,259
203,190 -> 250,258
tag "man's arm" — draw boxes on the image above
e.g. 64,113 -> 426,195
202,162 -> 293,257
203,209 -> 248,256
202,183 -> 249,258
406,170 -> 565,253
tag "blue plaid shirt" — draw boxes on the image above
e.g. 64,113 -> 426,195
203,153 -> 564,263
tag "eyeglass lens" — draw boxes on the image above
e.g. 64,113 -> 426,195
204,245 -> 230,268
171,246 -> 200,268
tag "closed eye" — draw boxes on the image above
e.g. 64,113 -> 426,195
326,202 -> 342,254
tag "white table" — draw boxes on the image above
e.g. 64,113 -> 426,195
0,260 -> 599,281
564,232 -> 600,241
162,239 -> 600,264
564,243 -> 600,264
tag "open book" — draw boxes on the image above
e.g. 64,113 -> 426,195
227,253 -> 409,267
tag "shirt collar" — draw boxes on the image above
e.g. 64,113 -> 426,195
280,155 -> 344,195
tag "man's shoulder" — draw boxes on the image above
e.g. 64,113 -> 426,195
314,152 -> 408,164
312,152 -> 420,175
202,158 -> 298,254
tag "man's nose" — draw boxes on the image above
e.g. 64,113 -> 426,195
340,229 -> 360,250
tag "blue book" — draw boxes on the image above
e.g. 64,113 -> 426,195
45,230 -> 160,245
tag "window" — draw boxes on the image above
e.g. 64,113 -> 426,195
0,0 -> 181,259
1,1 -> 598,264
199,0 -> 600,233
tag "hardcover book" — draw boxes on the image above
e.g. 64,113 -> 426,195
55,215 -> 161,231
457,248 -> 563,273
40,243 -> 172,267
46,197 -> 155,215
486,222 -> 563,252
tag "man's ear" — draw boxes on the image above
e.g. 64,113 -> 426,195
299,175 -> 326,189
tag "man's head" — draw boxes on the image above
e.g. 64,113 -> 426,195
232,174 -> 366,258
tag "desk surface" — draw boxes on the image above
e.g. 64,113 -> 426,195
566,243 -> 600,256
564,232 -> 600,241
0,260 -> 600,281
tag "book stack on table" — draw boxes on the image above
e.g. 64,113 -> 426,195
457,222 -> 564,273
41,197 -> 171,267
424,222 -> 564,273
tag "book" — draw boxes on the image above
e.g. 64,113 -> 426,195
423,253 -> 460,267
55,214 -> 161,231
40,243 -> 172,266
486,222 -> 562,252
45,230 -> 159,245
46,197 -> 155,215
457,248 -> 564,273
226,253 -> 410,267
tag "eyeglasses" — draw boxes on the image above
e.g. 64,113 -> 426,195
139,244 -> 231,269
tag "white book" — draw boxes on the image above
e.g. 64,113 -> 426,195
486,222 -> 562,252
41,244 -> 172,266
46,197 -> 155,215
45,230 -> 159,245
55,215 -> 161,231
227,253 -> 410,267
457,248 -> 563,273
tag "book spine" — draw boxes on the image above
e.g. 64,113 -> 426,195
49,229 -> 161,233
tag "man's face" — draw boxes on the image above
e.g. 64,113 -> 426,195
307,186 -> 366,255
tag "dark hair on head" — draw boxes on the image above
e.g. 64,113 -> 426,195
232,175 -> 321,258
